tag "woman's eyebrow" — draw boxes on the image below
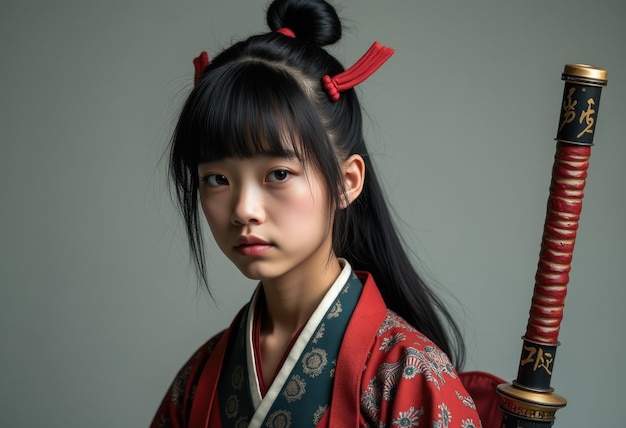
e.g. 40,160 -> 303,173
262,149 -> 298,160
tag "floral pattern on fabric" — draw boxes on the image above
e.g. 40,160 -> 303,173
283,375 -> 307,403
265,409 -> 291,428
302,348 -> 328,378
392,406 -> 423,427
151,294 -> 482,428
359,310 -> 482,428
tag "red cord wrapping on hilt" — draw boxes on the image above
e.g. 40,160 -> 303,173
525,143 -> 590,344
322,41 -> 394,101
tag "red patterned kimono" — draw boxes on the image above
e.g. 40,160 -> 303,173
152,263 -> 482,428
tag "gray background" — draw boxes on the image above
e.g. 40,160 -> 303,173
2,0 -> 624,426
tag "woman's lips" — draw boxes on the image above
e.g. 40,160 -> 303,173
235,235 -> 273,256
235,243 -> 273,256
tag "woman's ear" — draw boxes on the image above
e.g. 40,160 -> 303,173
339,154 -> 365,209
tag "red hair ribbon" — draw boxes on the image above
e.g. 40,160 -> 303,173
322,41 -> 394,101
193,51 -> 210,86
276,27 -> 296,38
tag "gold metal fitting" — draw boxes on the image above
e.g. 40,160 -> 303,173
562,64 -> 608,86
497,383 -> 567,421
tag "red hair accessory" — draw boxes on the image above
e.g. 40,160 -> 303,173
276,27 -> 296,38
193,51 -> 210,85
322,42 -> 394,101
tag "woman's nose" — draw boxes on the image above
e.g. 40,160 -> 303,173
230,186 -> 265,226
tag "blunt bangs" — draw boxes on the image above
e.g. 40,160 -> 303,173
177,60 -> 333,171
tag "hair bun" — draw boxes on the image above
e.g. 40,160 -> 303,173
267,0 -> 341,46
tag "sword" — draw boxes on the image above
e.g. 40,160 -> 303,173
496,64 -> 608,427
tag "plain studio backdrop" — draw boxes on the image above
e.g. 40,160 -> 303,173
1,0 -> 624,426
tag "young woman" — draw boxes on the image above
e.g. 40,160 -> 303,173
152,0 -> 482,426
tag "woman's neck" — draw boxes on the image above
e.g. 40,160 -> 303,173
260,255 -> 342,336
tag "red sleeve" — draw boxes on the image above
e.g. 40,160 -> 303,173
360,312 -> 482,428
150,332 -> 224,428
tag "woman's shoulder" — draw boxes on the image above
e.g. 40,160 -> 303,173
360,310 -> 482,427
150,330 -> 226,428
168,330 -> 225,397
374,310 -> 434,343
370,309 -> 457,374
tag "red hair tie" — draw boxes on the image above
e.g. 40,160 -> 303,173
193,51 -> 210,86
322,42 -> 394,101
276,27 -> 296,38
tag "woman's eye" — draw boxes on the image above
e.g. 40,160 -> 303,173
266,169 -> 290,182
201,174 -> 229,187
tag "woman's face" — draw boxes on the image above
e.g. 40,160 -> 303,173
197,150 -> 335,285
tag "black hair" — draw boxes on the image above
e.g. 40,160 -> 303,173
169,0 -> 466,368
